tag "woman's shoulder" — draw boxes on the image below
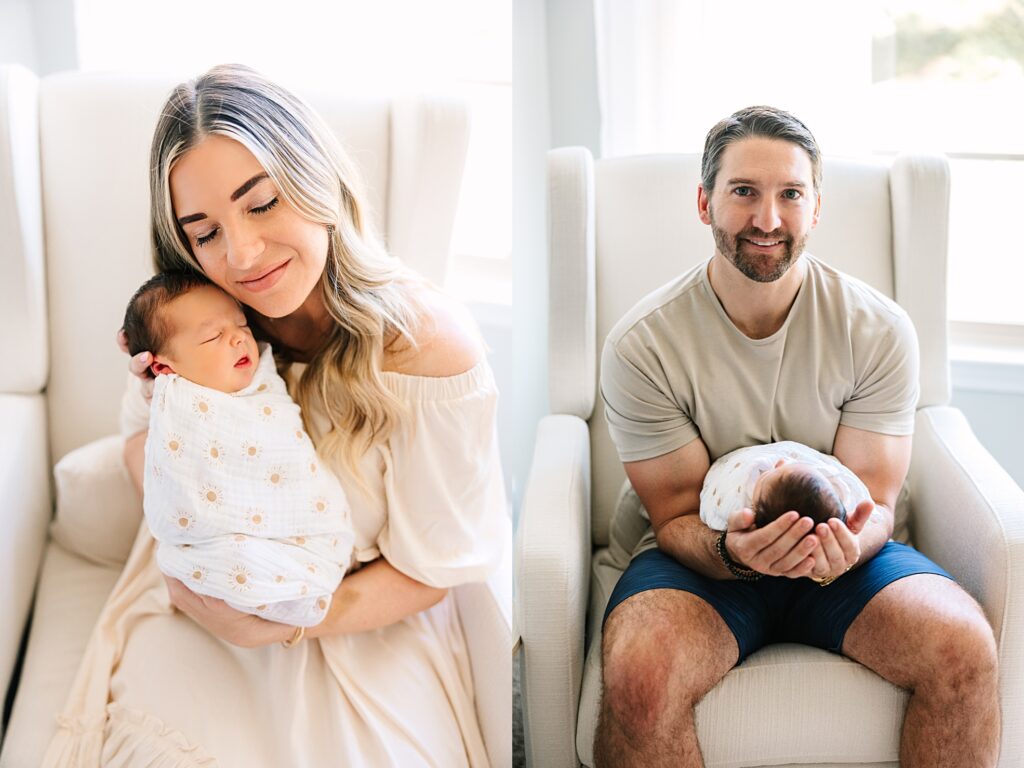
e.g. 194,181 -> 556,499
382,286 -> 485,378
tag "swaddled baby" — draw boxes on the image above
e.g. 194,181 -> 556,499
122,271 -> 353,627
700,440 -> 872,532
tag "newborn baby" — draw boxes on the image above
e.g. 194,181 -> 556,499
700,440 -> 872,532
122,271 -> 354,627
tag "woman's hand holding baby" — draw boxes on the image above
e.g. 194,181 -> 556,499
116,328 -> 155,403
163,575 -> 296,648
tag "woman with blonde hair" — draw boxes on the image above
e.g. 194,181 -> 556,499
43,64 -> 506,767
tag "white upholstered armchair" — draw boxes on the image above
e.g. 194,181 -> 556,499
516,146 -> 1024,767
0,65 -> 511,767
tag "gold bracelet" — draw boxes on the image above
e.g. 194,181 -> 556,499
281,625 -> 305,648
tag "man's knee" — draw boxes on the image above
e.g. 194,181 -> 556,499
600,589 -> 735,735
915,605 -> 999,696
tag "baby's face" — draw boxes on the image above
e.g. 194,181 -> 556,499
153,285 -> 260,393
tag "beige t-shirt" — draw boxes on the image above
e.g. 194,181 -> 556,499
601,253 -> 919,556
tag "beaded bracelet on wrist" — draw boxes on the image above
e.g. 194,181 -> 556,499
716,530 -> 763,581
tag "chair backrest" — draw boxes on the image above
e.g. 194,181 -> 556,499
547,148 -> 951,545
0,66 -> 468,465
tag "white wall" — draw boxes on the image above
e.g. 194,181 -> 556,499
0,0 -> 38,71
544,0 -> 601,154
0,0 -> 77,74
510,0 -> 551,518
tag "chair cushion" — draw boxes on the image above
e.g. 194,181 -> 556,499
0,541 -> 121,768
48,434 -> 141,567
575,549 -> 909,768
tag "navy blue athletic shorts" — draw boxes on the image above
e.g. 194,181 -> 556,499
602,541 -> 954,663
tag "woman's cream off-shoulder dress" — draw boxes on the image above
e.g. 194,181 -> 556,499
42,360 -> 507,768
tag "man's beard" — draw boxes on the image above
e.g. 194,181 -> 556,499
710,214 -> 807,283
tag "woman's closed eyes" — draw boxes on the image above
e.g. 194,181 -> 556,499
193,197 -> 280,248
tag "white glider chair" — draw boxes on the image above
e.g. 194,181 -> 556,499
516,146 -> 1024,767
0,64 -> 512,768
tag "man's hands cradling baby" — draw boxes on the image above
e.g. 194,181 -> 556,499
723,499 -> 874,581
805,499 -> 873,583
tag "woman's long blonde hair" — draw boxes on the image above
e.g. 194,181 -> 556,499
150,64 -> 421,479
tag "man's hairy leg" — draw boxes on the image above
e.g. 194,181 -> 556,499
842,574 -> 1001,768
594,588 -> 738,768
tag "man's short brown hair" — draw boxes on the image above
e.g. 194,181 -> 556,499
701,105 -> 823,195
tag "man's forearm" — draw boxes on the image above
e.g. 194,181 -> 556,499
852,504 -> 893,569
654,514 -> 736,580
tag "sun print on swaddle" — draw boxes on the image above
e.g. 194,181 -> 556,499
199,483 -> 224,507
257,401 -> 276,422
164,433 -> 185,459
265,466 -> 287,488
205,439 -> 226,466
241,440 -> 262,461
228,564 -> 254,593
189,564 -> 208,585
245,507 -> 267,532
172,509 -> 197,532
192,395 -> 214,421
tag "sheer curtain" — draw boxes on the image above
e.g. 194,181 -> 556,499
595,0 -> 878,158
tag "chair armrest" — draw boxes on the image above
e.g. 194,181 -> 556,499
0,394 -> 51,710
0,65 -> 48,395
453,516 -> 513,768
908,405 -> 1024,763
517,414 -> 591,768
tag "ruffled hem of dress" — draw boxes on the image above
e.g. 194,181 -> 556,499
43,703 -> 218,767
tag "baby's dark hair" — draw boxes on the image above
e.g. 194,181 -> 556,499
753,468 -> 847,528
122,271 -> 213,375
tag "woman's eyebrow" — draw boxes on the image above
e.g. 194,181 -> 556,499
176,174 -> 271,225
230,173 -> 270,202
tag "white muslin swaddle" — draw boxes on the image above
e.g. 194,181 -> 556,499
143,342 -> 354,627
699,440 -> 872,531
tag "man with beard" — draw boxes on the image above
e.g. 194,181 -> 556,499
593,106 -> 1000,767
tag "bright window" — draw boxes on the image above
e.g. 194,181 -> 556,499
596,0 -> 1024,326
873,2 -> 1024,325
